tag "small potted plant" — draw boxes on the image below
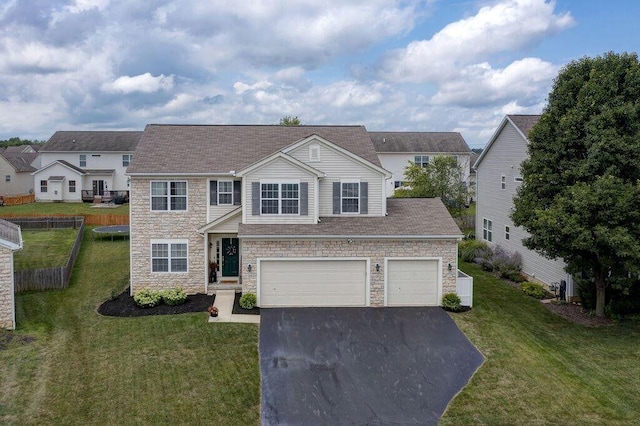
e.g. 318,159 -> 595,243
207,305 -> 219,318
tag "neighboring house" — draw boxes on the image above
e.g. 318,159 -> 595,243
0,150 -> 40,195
0,219 -> 22,330
369,132 -> 472,197
127,125 -> 465,308
474,114 -> 574,299
468,151 -> 480,202
4,144 -> 41,154
33,131 -> 141,202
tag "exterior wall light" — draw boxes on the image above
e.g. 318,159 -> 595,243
247,264 -> 252,272
448,263 -> 452,271
375,263 -> 380,272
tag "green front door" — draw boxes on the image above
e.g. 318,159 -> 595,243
222,238 -> 239,276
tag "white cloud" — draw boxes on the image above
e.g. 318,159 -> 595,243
101,73 -> 174,94
431,57 -> 558,106
381,0 -> 574,83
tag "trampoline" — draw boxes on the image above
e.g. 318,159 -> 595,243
93,225 -> 130,241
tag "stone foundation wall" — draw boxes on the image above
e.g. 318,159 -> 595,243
241,239 -> 458,307
0,246 -> 15,330
129,177 -> 208,294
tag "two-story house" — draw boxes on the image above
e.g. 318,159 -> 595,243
33,131 -> 141,202
127,125 -> 464,308
369,132 -> 472,197
474,114 -> 574,299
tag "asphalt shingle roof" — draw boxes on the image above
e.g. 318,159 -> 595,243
42,131 -> 142,152
238,198 -> 462,238
369,132 -> 470,154
508,115 -> 541,137
1,152 -> 38,172
0,218 -> 22,248
127,125 -> 382,174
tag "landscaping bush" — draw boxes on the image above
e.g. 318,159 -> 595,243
459,239 -> 490,263
161,287 -> 188,306
520,282 -> 546,299
239,292 -> 257,310
492,247 -> 523,280
441,293 -> 463,312
133,289 -> 162,308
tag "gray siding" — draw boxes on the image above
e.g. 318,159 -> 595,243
476,120 -> 568,287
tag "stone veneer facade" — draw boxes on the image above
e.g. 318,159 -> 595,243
0,245 -> 15,330
129,177 -> 208,294
241,239 -> 458,307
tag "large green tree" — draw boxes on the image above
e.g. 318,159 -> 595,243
511,52 -> 640,317
397,155 -> 469,218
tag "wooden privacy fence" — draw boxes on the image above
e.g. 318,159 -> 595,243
0,193 -> 35,206
0,212 -> 128,226
11,217 -> 86,293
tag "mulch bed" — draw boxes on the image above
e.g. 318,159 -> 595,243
98,288 -> 214,317
542,301 -> 614,327
232,292 -> 260,315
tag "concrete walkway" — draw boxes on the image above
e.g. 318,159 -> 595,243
208,290 -> 260,324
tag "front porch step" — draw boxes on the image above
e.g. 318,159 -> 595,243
208,283 -> 242,294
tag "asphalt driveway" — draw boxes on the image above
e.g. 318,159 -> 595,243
260,307 -> 484,425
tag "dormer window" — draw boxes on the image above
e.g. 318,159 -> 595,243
309,144 -> 321,162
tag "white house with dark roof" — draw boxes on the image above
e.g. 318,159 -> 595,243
0,149 -> 40,196
127,124 -> 469,308
474,114 -> 574,299
0,219 -> 22,330
369,132 -> 472,197
33,131 -> 141,202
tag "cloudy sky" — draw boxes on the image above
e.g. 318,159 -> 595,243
0,0 -> 638,148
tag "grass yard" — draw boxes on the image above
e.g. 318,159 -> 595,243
0,229 -> 259,425
13,229 -> 79,270
0,202 -> 129,217
441,262 -> 640,425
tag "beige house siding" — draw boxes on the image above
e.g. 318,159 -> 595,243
241,239 -> 457,307
243,157 -> 317,225
0,246 -> 15,330
287,140 -> 385,216
476,119 -> 569,287
0,156 -> 34,195
129,177 -> 208,294
206,178 -> 242,223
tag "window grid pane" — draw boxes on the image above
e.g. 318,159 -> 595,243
218,181 -> 233,205
341,182 -> 359,213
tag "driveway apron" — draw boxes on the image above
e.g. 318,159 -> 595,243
260,307 -> 484,425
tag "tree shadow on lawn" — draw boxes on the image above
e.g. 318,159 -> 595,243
97,288 -> 214,317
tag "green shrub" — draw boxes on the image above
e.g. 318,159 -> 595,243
441,292 -> 463,312
458,239 -> 490,263
520,282 -> 546,299
134,289 -> 162,308
161,287 -> 188,306
239,292 -> 257,310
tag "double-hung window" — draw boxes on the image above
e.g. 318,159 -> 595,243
218,181 -> 233,205
79,154 -> 86,167
151,240 -> 188,272
341,182 -> 360,213
151,181 -> 187,211
40,180 -> 48,193
69,180 -> 76,193
414,155 -> 429,168
501,175 -> 506,190
260,182 -> 299,215
483,218 -> 493,242
122,154 -> 133,167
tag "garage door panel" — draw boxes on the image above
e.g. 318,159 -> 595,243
387,260 -> 439,306
260,260 -> 367,307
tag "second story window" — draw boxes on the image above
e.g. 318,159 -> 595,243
5,175 -> 10,182
501,175 -> 506,190
218,181 -> 233,205
123,154 -> 133,167
414,155 -> 429,168
260,182 -> 299,215
341,182 -> 360,213
79,154 -> 86,167
151,181 -> 187,211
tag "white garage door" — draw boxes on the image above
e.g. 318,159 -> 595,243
259,259 -> 367,307
386,259 -> 440,306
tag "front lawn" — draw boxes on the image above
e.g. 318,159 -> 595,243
441,262 -> 640,425
13,229 -> 79,270
0,229 -> 259,425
